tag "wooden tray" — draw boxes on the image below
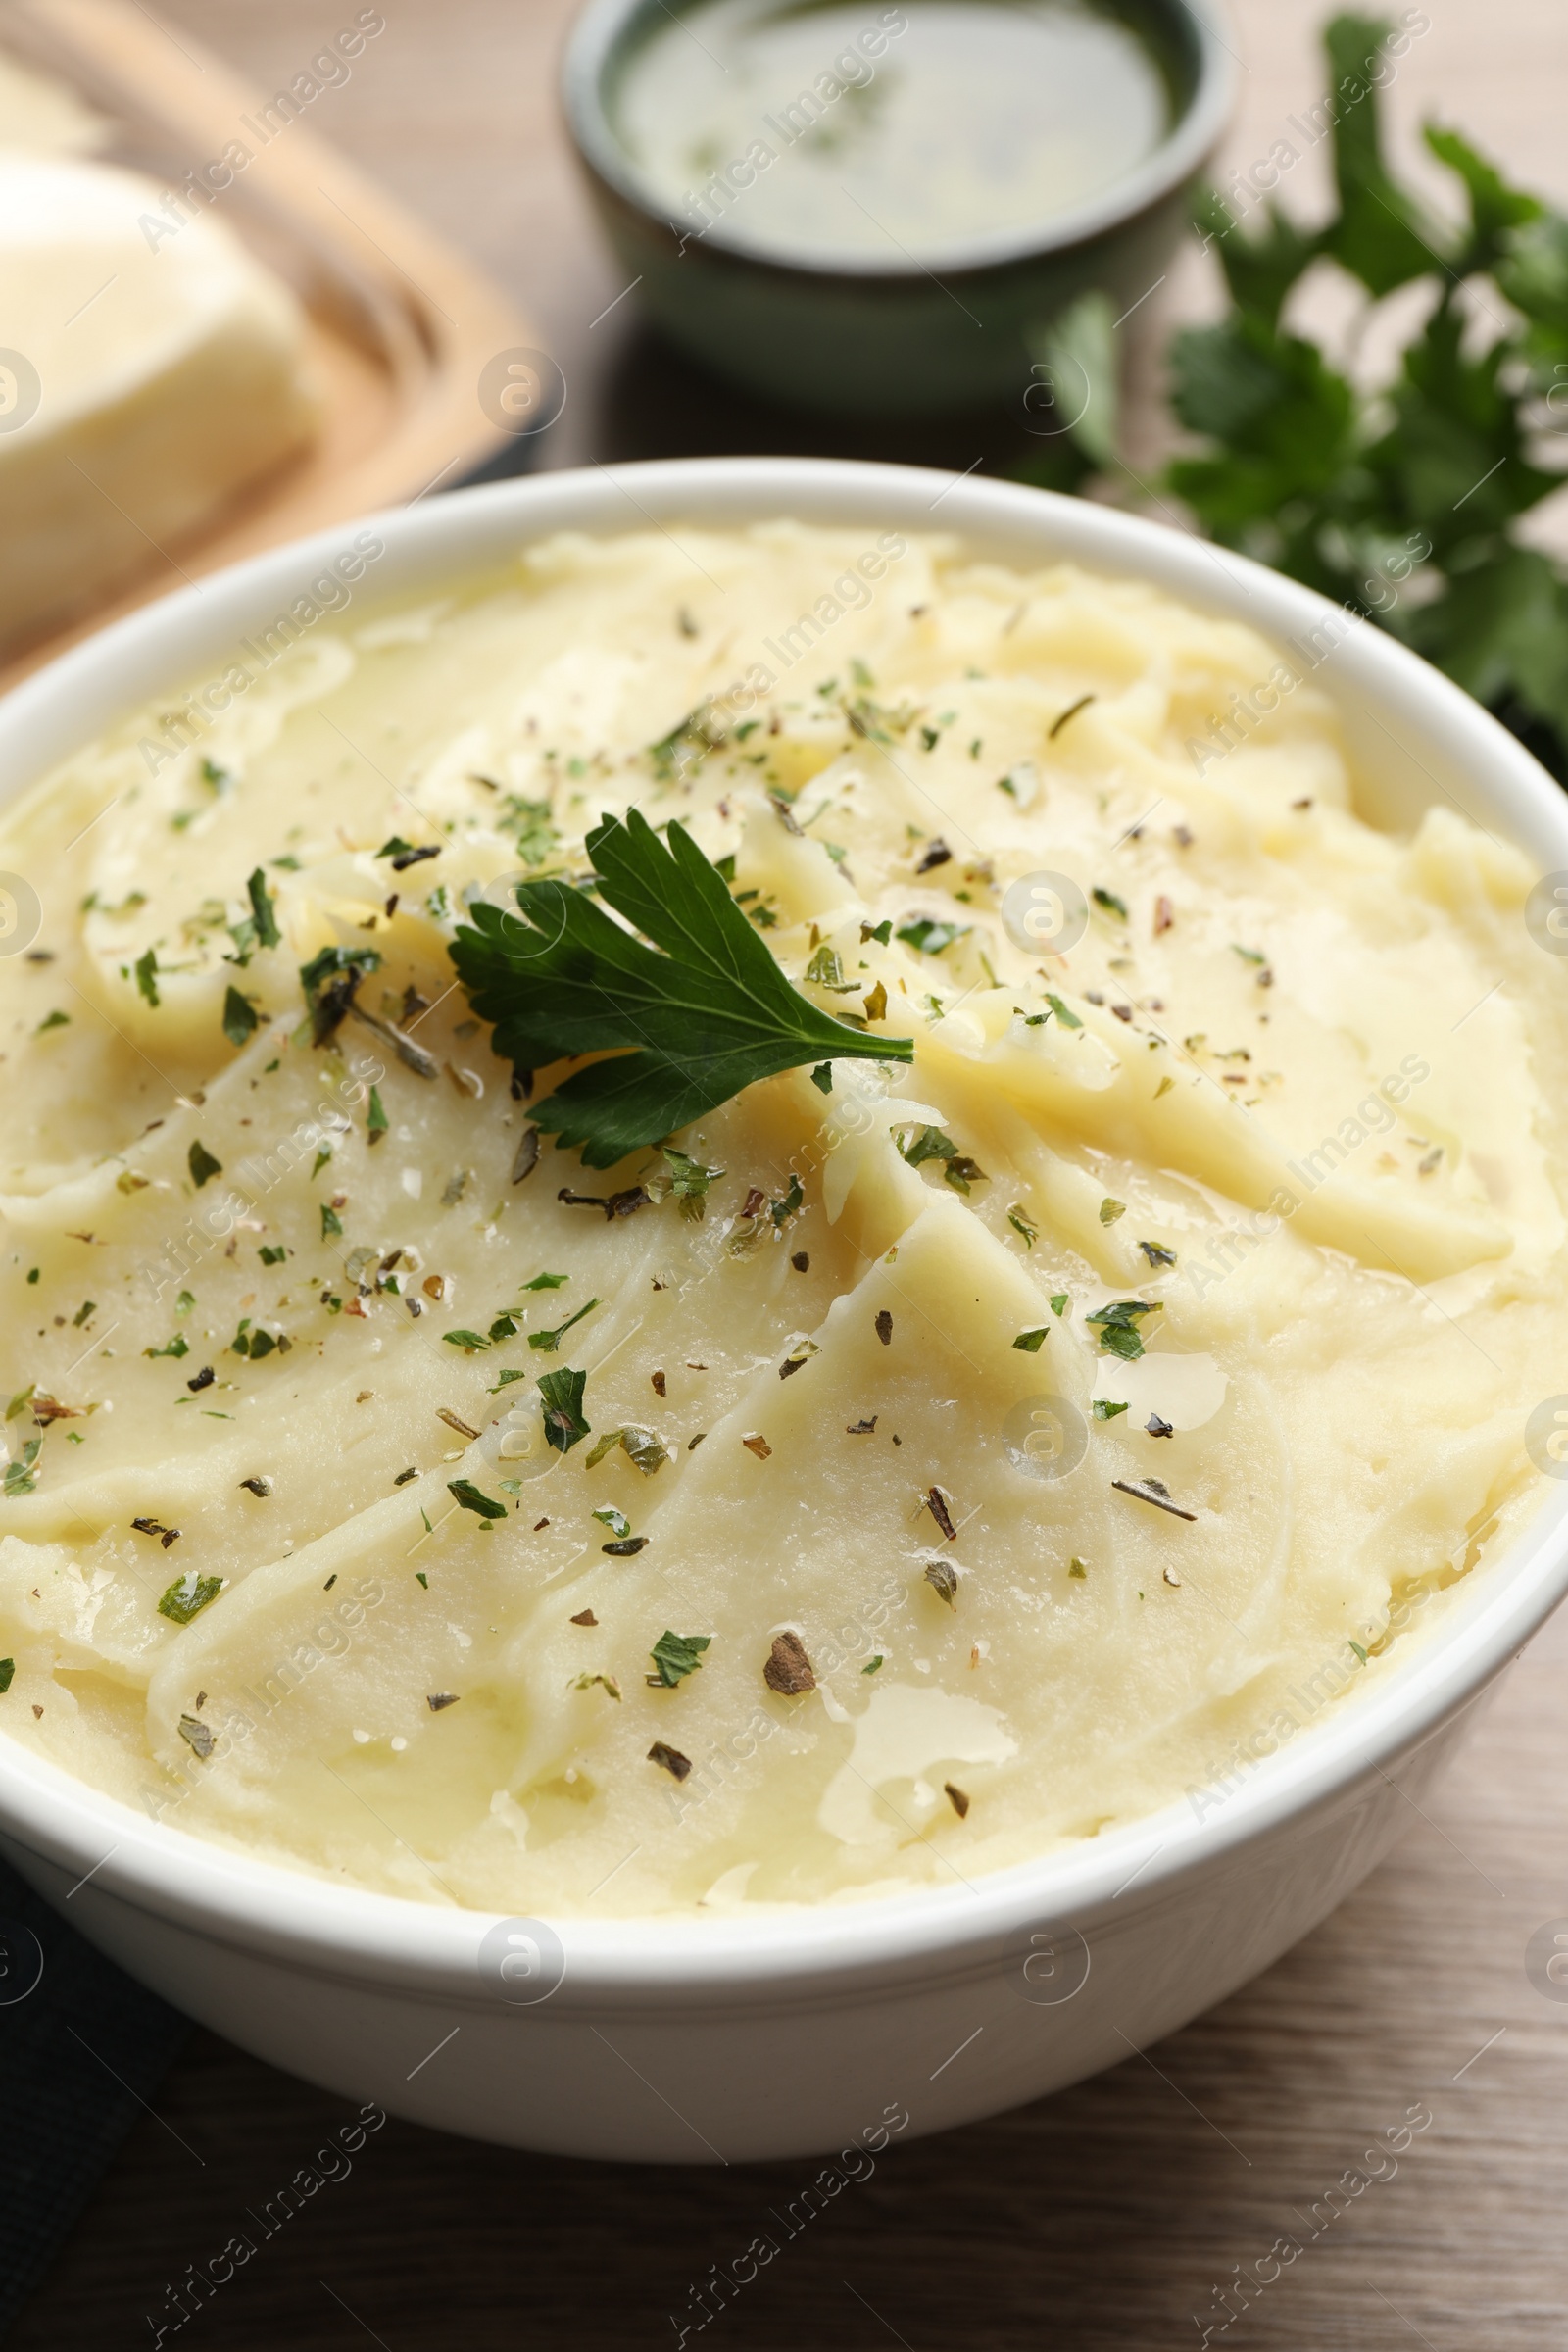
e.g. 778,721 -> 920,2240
0,0 -> 540,691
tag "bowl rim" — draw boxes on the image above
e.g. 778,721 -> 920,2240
560,0 -> 1241,281
2,453 -> 1566,2012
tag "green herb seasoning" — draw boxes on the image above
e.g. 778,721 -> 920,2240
647,1629 -> 711,1688
538,1366 -> 591,1454
448,1478 -> 507,1521
158,1572 -> 224,1624
1085,1299 -> 1161,1361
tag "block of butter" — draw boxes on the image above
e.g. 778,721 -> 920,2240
0,155 -> 320,655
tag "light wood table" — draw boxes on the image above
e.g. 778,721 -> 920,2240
14,3 -> 1568,2343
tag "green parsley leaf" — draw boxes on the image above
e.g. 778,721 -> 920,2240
442,1328 -> 490,1353
143,1334 -> 190,1359
528,1297 -> 599,1353
1099,1197 -> 1126,1225
1091,887 -> 1128,921
35,1008 -> 69,1033
158,1571 -> 224,1623
1092,1398 -> 1129,1421
620,1425 -> 668,1476
221,986 -> 259,1047
260,1245 -> 287,1265
537,1366 -> 590,1454
367,1084 -> 388,1143
0,1659 -> 13,1692
247,866 -> 280,952
647,1629 -> 710,1688
450,811 -> 911,1169
320,1204 -> 343,1240
5,1439 -> 41,1496
663,1147 -> 724,1219
134,947 -> 160,1007
895,1123 -> 957,1168
299,945 -> 381,1047
188,1140 -> 222,1189
771,1172 -> 805,1226
1045,994 -> 1082,1030
1006,1205 -> 1038,1247
896,916 -> 967,956
1320,12 -> 1440,297
522,1271 -> 569,1290
1074,21 -> 1568,779
1013,1328 -> 1049,1352
497,795 -> 559,864
448,1477 -> 507,1520
593,1504 -> 631,1539
893,1123 -> 988,1193
651,703 -> 730,779
862,1654 -> 884,1674
1085,1298 -> 1162,1361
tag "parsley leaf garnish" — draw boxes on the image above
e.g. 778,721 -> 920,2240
5,1440 -> 41,1496
647,1629 -> 710,1688
896,916 -> 967,956
450,811 -> 912,1168
448,1478 -> 507,1521
528,1297 -> 599,1353
1085,1299 -> 1162,1361
893,1123 -> 988,1194
1018,12 -> 1568,777
247,867 -> 281,952
537,1366 -> 590,1454
221,987 -> 259,1048
158,1571 -> 224,1623
662,1147 -> 723,1219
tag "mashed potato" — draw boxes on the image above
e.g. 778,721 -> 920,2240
0,522 -> 1558,1914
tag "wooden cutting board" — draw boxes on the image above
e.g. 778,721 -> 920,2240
0,0 -> 540,692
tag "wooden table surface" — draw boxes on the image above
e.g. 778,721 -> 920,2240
14,1 -> 1568,2343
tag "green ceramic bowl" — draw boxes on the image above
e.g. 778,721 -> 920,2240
562,0 -> 1238,417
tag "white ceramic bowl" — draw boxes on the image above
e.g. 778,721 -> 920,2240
3,460 -> 1565,2164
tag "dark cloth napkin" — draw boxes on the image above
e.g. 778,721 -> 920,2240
0,1847 -> 188,2334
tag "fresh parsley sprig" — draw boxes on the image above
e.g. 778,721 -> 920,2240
1021,11 -> 1568,774
450,809 -> 912,1168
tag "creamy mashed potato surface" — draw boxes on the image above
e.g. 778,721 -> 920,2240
0,523 -> 1559,1915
